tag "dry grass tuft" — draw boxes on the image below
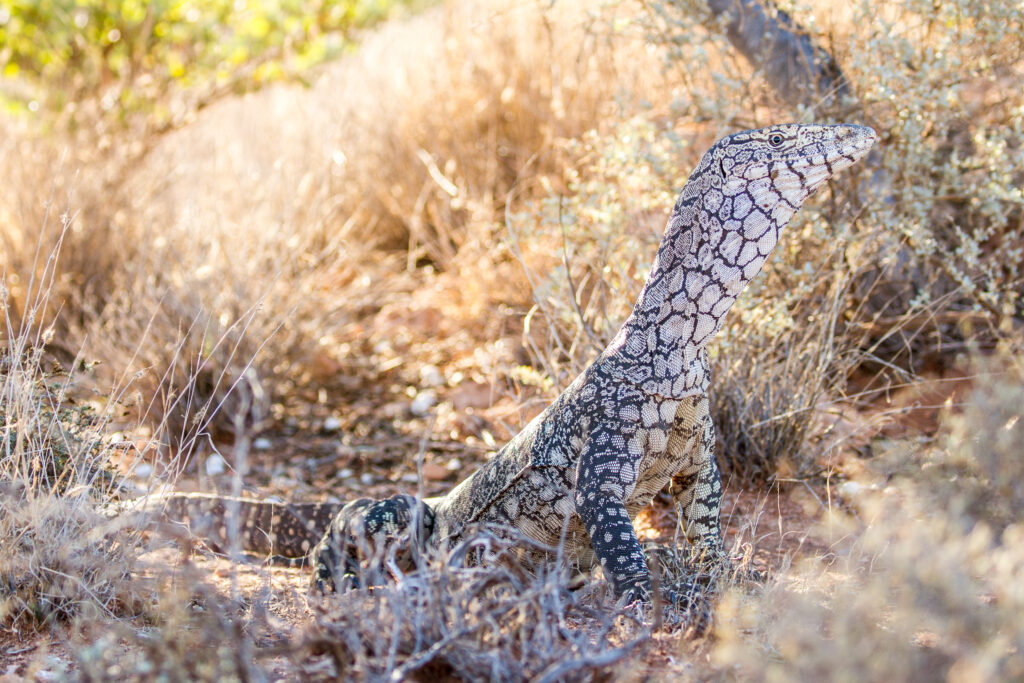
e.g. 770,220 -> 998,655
305,532 -> 664,681
1,258 -> 140,632
709,346 -> 1024,681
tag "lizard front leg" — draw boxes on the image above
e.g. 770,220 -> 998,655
573,426 -> 651,603
310,494 -> 434,593
668,396 -> 727,568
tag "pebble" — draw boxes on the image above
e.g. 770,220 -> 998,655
410,390 -> 437,416
419,365 -> 444,387
445,458 -> 462,471
421,462 -> 449,481
837,481 -> 862,498
205,453 -> 227,476
133,463 -> 153,479
253,437 -> 272,450
360,473 -> 375,485
323,416 -> 342,432
336,468 -> 355,479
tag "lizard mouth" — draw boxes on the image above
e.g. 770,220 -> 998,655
728,125 -> 878,179
781,125 -> 878,174
781,125 -> 878,166
833,125 -> 878,159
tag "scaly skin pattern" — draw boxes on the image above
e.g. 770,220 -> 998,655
145,123 -> 877,603
311,123 -> 877,601
129,492 -> 337,560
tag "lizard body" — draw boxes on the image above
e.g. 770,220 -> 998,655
144,123 -> 877,603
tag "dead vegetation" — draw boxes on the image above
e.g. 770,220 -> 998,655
2,0 -> 1023,679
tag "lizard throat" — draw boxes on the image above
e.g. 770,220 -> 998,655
595,177 -> 786,399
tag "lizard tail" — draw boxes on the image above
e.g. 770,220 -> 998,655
121,492 -> 343,564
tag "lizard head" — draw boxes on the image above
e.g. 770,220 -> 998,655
600,123 -> 876,397
660,123 -> 877,341
709,123 -> 878,217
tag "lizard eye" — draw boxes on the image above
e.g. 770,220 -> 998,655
768,133 -> 785,147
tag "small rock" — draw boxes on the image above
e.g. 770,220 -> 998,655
323,416 -> 342,432
360,473 -> 375,486
401,473 -> 420,483
419,365 -> 444,387
336,468 -> 355,479
837,481 -> 862,498
445,458 -> 462,472
421,462 -> 449,481
410,390 -> 437,416
382,401 -> 406,418
205,453 -> 227,476
133,463 -> 153,479
253,437 -> 272,450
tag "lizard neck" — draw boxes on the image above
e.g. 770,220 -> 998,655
597,171 -> 786,399
593,123 -> 878,399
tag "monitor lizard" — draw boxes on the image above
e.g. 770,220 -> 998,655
139,123 -> 877,605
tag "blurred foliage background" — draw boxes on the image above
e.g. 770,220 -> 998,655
0,0 -> 413,136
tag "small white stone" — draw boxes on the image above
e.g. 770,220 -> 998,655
360,473 -> 375,485
401,473 -> 420,483
323,416 -> 342,432
446,458 -> 462,471
205,453 -> 227,476
419,365 -> 444,387
336,468 -> 354,479
253,437 -> 272,450
837,481 -> 863,498
410,390 -> 437,416
133,463 -> 153,479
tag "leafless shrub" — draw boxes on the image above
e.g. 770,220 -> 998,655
879,343 -> 1024,533
304,531 -> 656,682
709,345 -> 1024,681
0,229 -> 140,631
1,0 -> 675,449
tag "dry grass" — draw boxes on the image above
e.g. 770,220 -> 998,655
709,346 -> 1024,682
305,532 -> 653,681
1,0 -> 1023,678
0,232 -> 139,632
